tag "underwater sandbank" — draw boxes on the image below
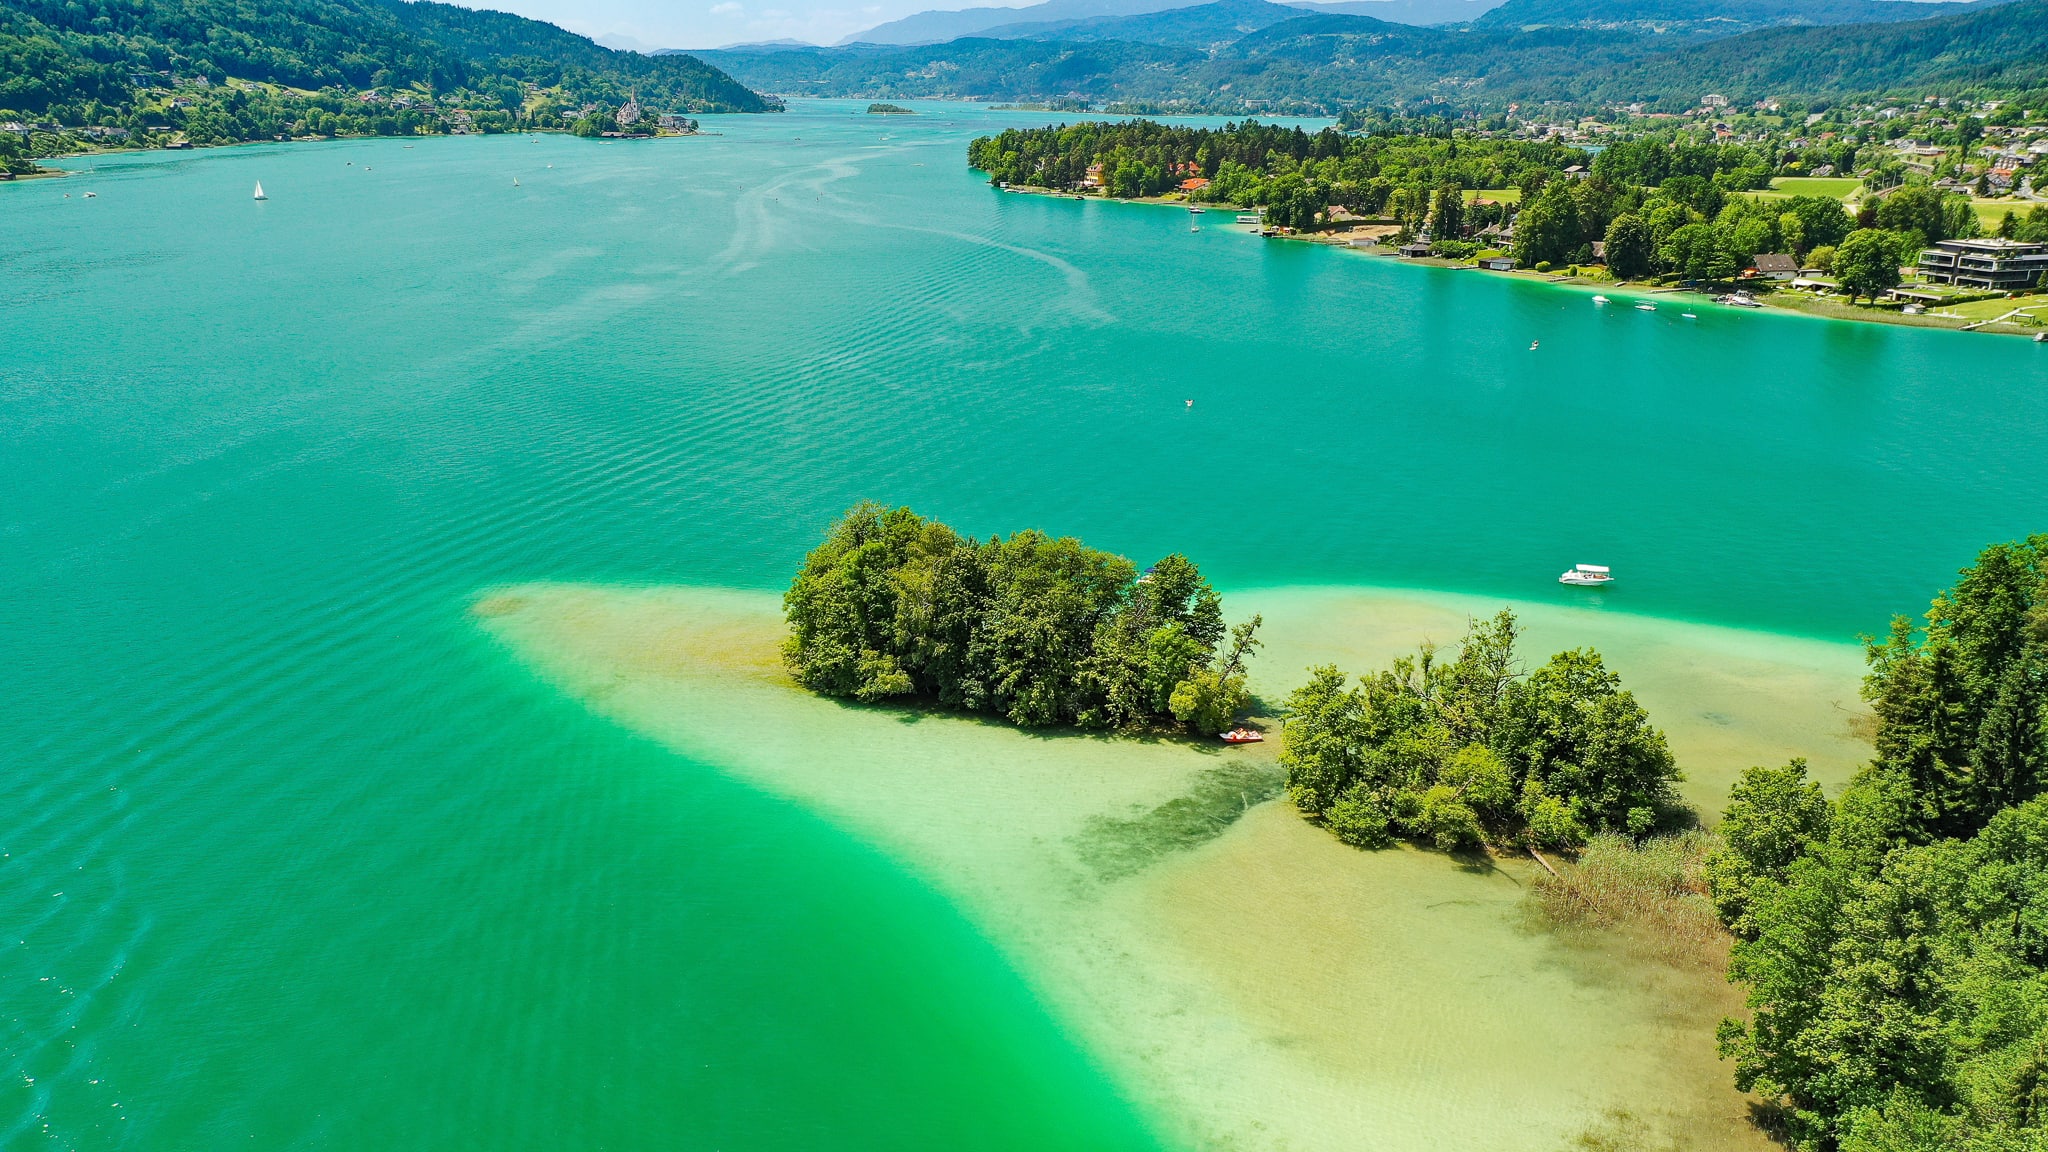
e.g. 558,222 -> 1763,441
477,582 -> 1867,1152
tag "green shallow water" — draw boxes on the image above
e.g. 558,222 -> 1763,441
3,99 -> 2045,1150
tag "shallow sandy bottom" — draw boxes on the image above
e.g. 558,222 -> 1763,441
478,582 -> 1867,1152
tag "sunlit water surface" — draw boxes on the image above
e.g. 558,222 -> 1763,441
5,99 -> 2046,1150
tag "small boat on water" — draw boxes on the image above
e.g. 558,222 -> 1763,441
1236,213 -> 1261,224
1635,302 -> 1656,311
252,181 -> 267,200
2036,332 -> 2047,343
1719,291 -> 1763,308
513,177 -> 521,187
1592,295 -> 1609,305
83,192 -> 96,198
1682,312 -> 1697,319
1220,728 -> 1265,744
1559,564 -> 1614,587
1188,206 -> 1205,214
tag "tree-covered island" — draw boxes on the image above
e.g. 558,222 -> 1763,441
1280,610 -> 1683,854
783,503 -> 1262,734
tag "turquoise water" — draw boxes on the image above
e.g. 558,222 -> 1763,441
3,99 -> 2044,1149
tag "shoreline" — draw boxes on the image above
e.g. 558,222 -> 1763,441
478,579 -> 1851,1152
994,181 -> 2046,339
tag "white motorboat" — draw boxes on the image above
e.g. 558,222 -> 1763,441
1559,564 -> 1613,587
1236,213 -> 1261,224
252,181 -> 267,200
1592,295 -> 1609,304
1635,302 -> 1655,311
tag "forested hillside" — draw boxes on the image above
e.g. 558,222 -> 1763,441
1578,0 -> 2048,102
703,0 -> 2048,112
0,0 -> 775,148
1472,0 -> 2014,37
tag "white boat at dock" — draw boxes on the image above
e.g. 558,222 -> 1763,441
1718,291 -> 1763,308
1559,564 -> 1613,587
1236,213 -> 1261,224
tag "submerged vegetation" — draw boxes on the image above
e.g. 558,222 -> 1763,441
1072,760 -> 1283,880
1705,536 -> 2048,1151
782,503 -> 1262,733
1278,610 -> 1683,853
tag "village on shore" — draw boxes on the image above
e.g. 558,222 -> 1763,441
977,94 -> 2048,337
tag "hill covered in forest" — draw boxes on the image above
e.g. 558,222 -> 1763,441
698,0 -> 2047,111
1,0 -> 777,142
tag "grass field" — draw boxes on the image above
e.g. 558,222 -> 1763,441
1769,176 -> 1863,199
1467,187 -> 1522,204
1930,295 -> 2048,324
1970,199 -> 2045,230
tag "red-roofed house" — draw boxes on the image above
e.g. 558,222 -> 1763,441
1179,177 -> 1210,192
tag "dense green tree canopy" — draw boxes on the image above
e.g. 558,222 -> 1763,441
1711,537 -> 2048,1152
1278,610 -> 1681,852
782,503 -> 1261,733
0,0 -> 775,147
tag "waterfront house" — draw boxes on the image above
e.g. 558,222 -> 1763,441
1479,256 -> 1515,271
1751,254 -> 1799,281
1916,238 -> 2048,290
1179,177 -> 1210,193
1398,241 -> 1434,258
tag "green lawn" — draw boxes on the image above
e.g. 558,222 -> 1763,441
1769,176 -> 1863,199
1932,295 -> 2048,324
1466,188 -> 1521,204
1971,199 -> 2038,231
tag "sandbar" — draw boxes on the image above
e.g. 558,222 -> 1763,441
477,582 -> 1865,1152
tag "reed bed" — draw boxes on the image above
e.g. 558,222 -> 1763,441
1530,831 -> 1731,971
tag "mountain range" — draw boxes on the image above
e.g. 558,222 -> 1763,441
691,0 -> 2043,111
840,0 -> 1505,43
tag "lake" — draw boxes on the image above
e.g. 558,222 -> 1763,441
5,99 -> 2044,1150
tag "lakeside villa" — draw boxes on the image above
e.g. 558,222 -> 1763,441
1916,238 -> 2048,291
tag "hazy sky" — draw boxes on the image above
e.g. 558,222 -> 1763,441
488,0 -> 941,49
482,0 -> 1960,55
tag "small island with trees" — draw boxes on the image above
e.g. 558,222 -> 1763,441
784,503 -> 1690,862
1280,610 -> 1683,854
783,503 -> 1262,734
866,103 -> 916,115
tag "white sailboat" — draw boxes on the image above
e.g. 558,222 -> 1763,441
513,177 -> 521,187
252,181 -> 267,201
